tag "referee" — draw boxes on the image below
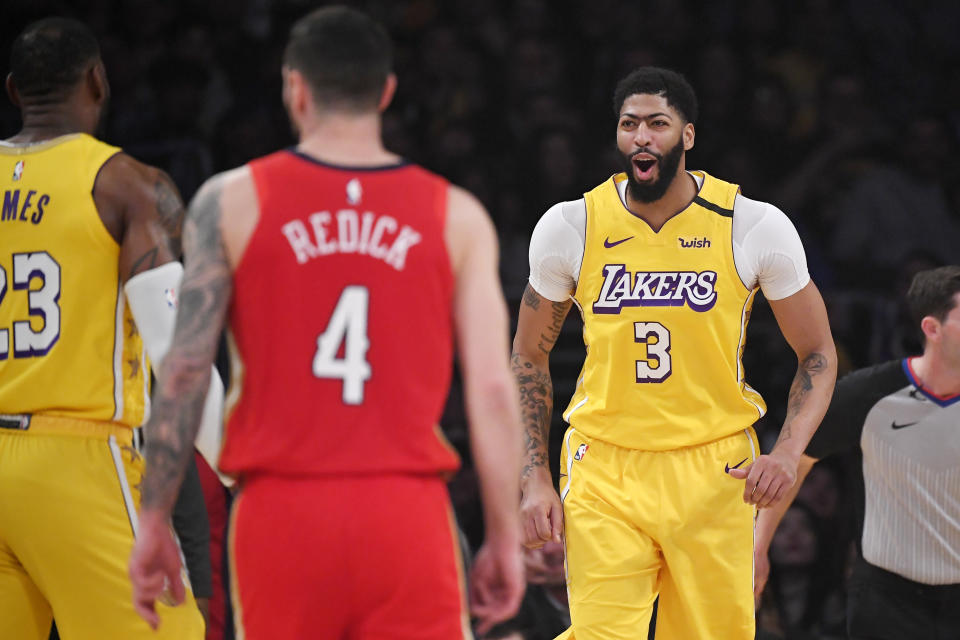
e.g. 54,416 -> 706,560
755,265 -> 960,639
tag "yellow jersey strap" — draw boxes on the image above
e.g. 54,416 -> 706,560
689,170 -> 738,217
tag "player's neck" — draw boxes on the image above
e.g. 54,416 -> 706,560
7,104 -> 92,144
911,353 -> 960,398
624,169 -> 698,232
296,111 -> 400,167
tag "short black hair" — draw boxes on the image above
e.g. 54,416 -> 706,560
613,66 -> 698,124
10,17 -> 100,101
283,6 -> 392,112
907,265 -> 960,325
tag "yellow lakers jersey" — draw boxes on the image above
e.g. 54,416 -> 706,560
0,134 -> 149,427
565,171 -> 766,450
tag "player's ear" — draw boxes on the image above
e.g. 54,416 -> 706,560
920,315 -> 940,343
83,61 -> 105,104
284,67 -> 310,120
377,73 -> 397,113
683,122 -> 695,151
6,73 -> 20,109
89,60 -> 110,107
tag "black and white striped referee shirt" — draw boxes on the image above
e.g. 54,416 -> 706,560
806,358 -> 960,585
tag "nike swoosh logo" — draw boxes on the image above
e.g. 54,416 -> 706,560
724,458 -> 748,473
891,421 -> 918,430
604,236 -> 634,248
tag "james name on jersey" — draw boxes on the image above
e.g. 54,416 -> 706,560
2,189 -> 51,225
592,265 -> 718,314
281,208 -> 421,271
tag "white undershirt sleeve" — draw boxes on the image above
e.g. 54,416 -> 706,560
527,200 -> 586,302
732,195 -> 810,300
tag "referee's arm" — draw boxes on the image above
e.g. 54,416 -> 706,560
753,453 -> 818,603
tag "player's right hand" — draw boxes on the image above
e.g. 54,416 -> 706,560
470,537 -> 525,635
519,474 -> 563,549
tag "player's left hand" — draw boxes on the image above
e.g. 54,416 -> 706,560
129,511 -> 186,629
728,450 -> 798,508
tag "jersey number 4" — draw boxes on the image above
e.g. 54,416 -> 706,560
312,286 -> 372,405
0,252 -> 61,360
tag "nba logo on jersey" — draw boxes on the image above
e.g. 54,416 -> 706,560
574,443 -> 588,461
12,160 -> 24,181
346,178 -> 362,205
164,287 -> 177,309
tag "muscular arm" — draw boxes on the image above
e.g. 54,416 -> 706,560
446,185 -> 522,542
445,185 -> 524,632
512,284 -> 572,547
768,282 -> 837,461
139,174 -> 232,516
732,281 -> 836,508
512,285 -> 572,484
93,154 -> 185,281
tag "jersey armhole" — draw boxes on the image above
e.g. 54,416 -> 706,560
88,149 -> 125,251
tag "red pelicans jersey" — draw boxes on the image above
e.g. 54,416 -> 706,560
219,150 -> 459,477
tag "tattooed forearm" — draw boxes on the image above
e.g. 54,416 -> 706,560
511,353 -> 553,480
514,286 -> 572,480
140,176 -> 232,514
777,351 -> 829,446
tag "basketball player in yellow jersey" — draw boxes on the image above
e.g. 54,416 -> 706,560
512,67 -> 838,639
0,18 -> 204,639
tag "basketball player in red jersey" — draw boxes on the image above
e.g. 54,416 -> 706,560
128,6 -> 524,638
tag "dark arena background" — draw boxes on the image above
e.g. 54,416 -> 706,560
3,2 -> 958,639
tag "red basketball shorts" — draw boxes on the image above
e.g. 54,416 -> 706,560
228,473 -> 472,639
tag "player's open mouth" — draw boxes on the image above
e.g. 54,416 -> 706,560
632,156 -> 657,180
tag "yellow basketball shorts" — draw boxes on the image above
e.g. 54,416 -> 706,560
556,426 -> 758,640
0,415 -> 204,640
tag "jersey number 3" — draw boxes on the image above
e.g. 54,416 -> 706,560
635,321 -> 671,382
312,285 -> 372,405
0,252 -> 61,360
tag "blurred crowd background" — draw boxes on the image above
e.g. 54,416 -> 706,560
3,1 -> 959,638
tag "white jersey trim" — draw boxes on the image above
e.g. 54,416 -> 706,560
527,173 -> 810,303
111,285 -> 125,421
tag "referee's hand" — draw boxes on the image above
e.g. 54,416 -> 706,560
728,450 -> 799,509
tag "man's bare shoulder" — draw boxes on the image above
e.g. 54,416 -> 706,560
95,153 -> 173,204
93,152 -> 184,248
445,184 -> 497,273
446,183 -> 493,234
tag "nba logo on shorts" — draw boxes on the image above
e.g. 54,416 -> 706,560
12,160 -> 24,181
574,443 -> 588,461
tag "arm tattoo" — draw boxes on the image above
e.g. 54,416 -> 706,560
514,285 -> 572,480
778,351 -> 829,445
127,246 -> 159,279
511,354 -> 553,480
520,285 -> 571,356
522,285 -> 541,311
140,177 -> 232,513
155,171 -> 186,256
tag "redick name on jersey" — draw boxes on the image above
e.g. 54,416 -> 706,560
281,208 -> 422,271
